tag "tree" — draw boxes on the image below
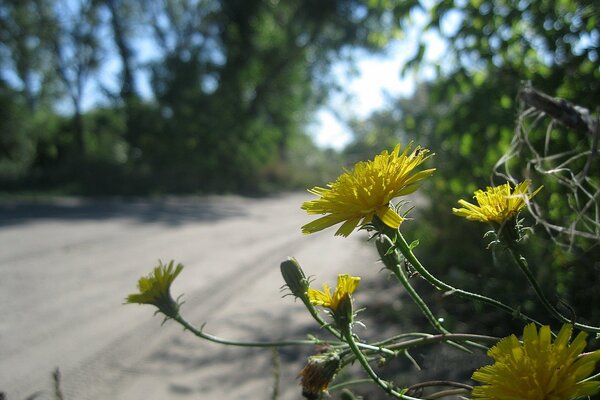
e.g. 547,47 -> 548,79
0,0 -> 57,111
345,0 -> 600,332
140,0 -> 416,191
50,0 -> 103,155
1,0 -> 422,193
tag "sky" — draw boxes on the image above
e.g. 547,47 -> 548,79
309,11 -> 449,151
310,45 -> 418,151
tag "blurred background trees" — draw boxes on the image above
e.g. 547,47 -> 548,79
1,0 -> 416,193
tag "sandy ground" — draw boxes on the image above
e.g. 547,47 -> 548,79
0,193 -> 383,400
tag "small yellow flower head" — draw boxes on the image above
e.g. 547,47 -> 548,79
472,323 -> 600,400
453,180 -> 542,224
302,143 -> 435,236
126,260 -> 184,318
299,352 -> 341,399
308,274 -> 361,313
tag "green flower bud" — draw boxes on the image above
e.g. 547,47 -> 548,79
280,257 -> 309,300
334,293 -> 354,330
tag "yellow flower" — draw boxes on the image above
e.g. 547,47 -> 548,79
453,180 -> 542,224
302,143 -> 435,236
472,323 -> 600,400
126,260 -> 183,317
308,274 -> 361,312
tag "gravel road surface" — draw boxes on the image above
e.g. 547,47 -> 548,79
0,193 -> 380,400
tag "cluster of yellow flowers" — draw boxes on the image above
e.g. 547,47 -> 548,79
302,143 -> 541,234
127,143 -> 599,400
300,143 -> 599,400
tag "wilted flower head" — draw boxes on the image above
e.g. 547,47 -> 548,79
126,260 -> 183,318
302,143 -> 435,236
299,351 -> 341,399
472,323 -> 600,400
453,180 -> 542,224
308,274 -> 360,313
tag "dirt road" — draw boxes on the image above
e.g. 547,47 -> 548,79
0,193 -> 381,400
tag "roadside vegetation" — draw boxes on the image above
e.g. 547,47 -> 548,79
2,0 -> 598,398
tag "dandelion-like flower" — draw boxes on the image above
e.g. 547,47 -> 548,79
126,260 -> 184,318
302,143 -> 435,236
308,274 -> 361,313
472,323 -> 600,400
453,180 -> 542,224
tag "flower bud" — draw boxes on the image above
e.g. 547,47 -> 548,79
280,257 -> 309,300
334,293 -> 354,329
376,234 -> 398,270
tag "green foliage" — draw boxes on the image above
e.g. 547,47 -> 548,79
345,0 -> 600,333
0,82 -> 35,179
1,0 -> 415,194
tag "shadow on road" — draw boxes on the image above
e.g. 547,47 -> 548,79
0,196 -> 248,227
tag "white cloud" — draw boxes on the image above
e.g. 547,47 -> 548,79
312,41 -> 418,150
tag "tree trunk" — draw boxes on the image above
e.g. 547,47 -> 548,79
73,102 -> 85,155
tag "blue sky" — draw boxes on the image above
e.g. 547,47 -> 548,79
311,40 -> 445,150
309,4 -> 451,151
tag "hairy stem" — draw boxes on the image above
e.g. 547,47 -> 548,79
392,228 -> 544,327
173,314 -> 316,347
342,327 -> 419,400
507,245 -> 600,333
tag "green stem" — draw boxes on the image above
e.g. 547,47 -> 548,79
405,380 -> 474,399
342,327 -> 418,400
507,246 -> 600,333
384,333 -> 500,352
392,229 -> 544,327
328,378 -> 374,391
373,332 -> 433,347
385,249 -> 480,353
174,312 -> 395,355
302,297 -> 344,339
342,333 -> 500,365
300,297 -> 396,356
407,380 -> 473,392
581,371 -> 600,382
174,314 -> 317,347
379,236 -> 447,334
426,388 -> 471,399
375,230 -> 496,352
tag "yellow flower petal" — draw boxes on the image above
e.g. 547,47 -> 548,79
375,206 -> 404,230
472,323 -> 600,400
453,180 -> 542,224
126,260 -> 184,317
308,274 -> 361,312
302,143 -> 434,236
335,217 -> 362,237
